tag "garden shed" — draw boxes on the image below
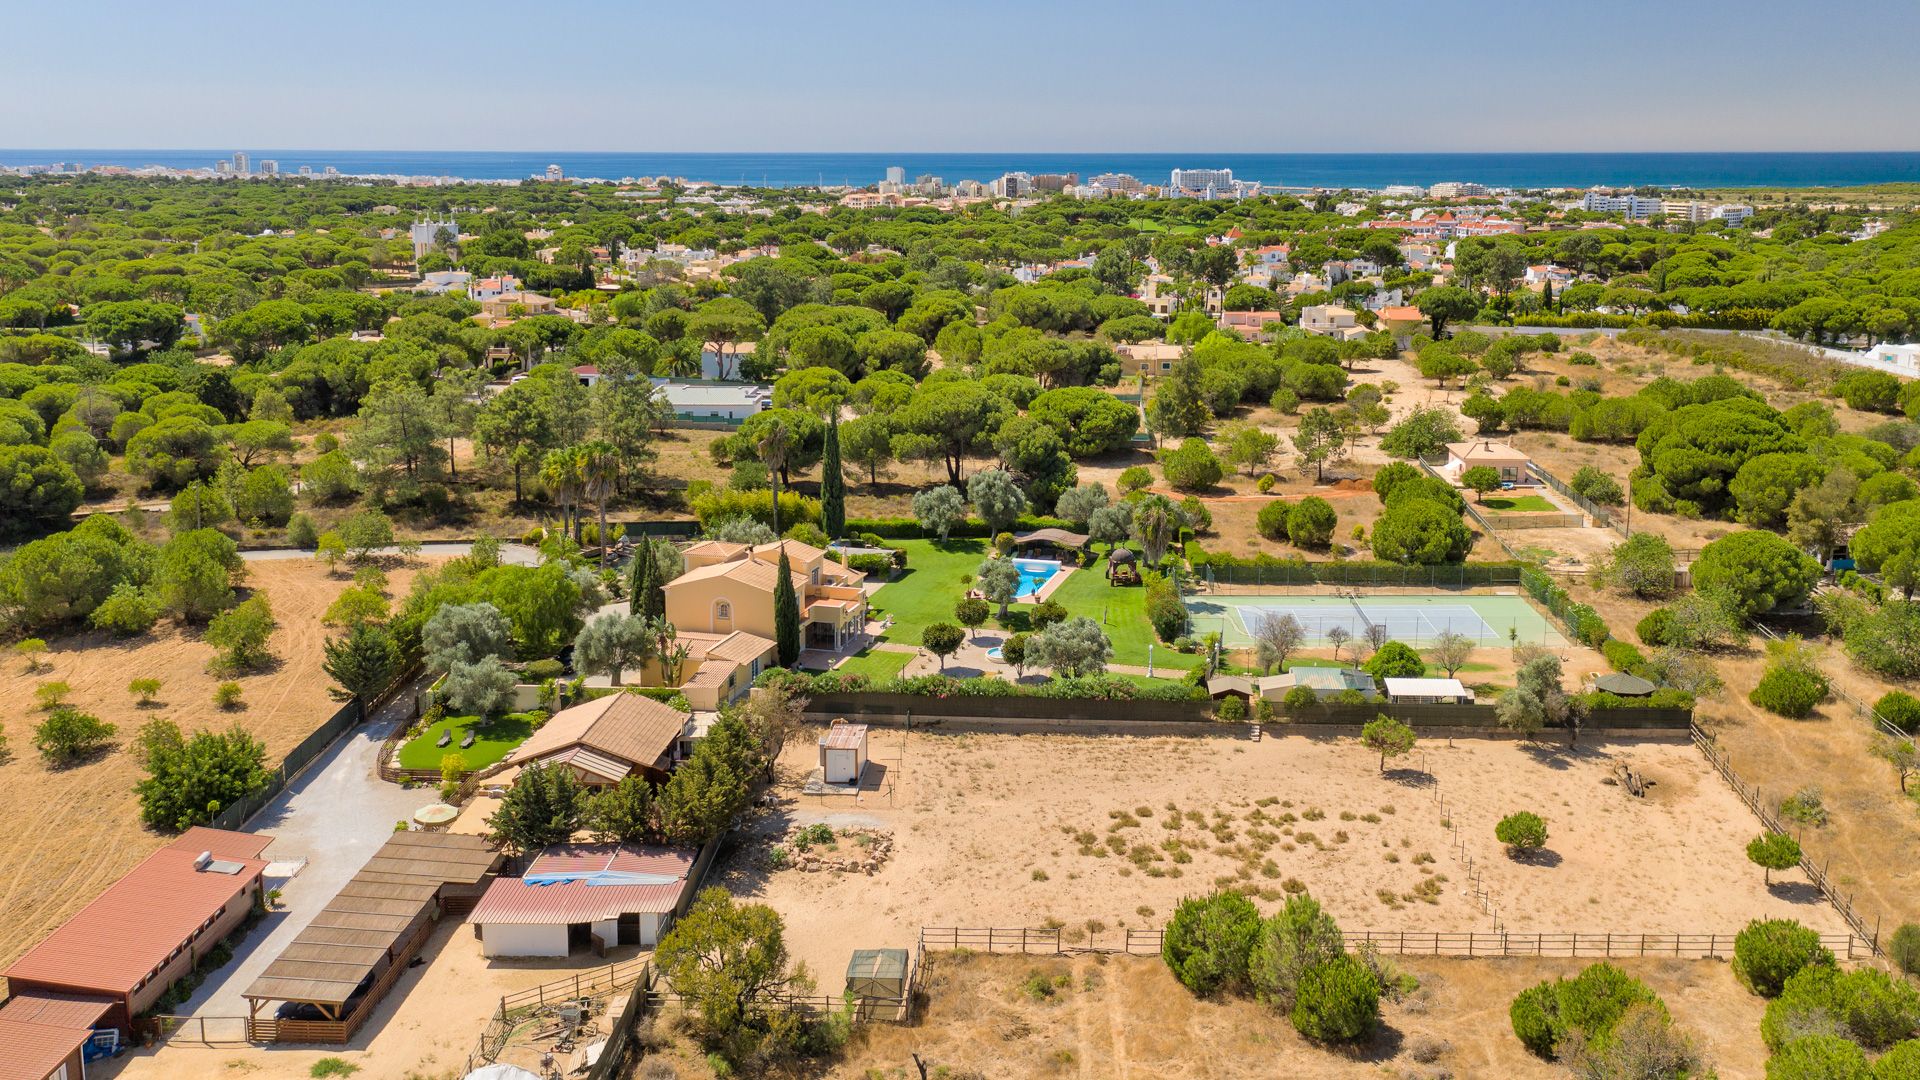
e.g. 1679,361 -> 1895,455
818,721 -> 869,784
845,949 -> 909,1002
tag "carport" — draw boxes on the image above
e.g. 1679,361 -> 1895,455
241,831 -> 499,1043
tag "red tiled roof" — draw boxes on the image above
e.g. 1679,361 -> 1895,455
0,1017 -> 88,1080
0,991 -> 112,1030
4,828 -> 269,998
470,879 -> 686,924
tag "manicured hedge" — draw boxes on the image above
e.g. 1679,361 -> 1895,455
844,514 -> 1076,540
758,667 -> 1207,703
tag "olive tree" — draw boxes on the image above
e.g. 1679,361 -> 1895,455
1025,616 -> 1113,677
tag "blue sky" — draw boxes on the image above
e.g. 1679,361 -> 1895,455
5,0 -> 1916,152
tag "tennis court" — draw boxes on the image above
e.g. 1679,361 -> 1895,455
1185,593 -> 1563,649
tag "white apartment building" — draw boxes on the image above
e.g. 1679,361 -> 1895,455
884,166 -> 906,185
1087,172 -> 1144,196
258,159 -> 278,177
1582,191 -> 1665,218
1428,181 -> 1488,198
1661,200 -> 1754,226
1170,167 -> 1234,191
232,151 -> 249,176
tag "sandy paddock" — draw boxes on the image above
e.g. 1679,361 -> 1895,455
0,556 -> 437,969
715,729 -> 1847,996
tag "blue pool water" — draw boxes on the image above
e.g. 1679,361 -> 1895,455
1013,558 -> 1064,599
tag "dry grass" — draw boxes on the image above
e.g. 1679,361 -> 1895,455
632,950 -> 1769,1079
0,557 -> 434,970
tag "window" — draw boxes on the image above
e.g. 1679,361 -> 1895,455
715,601 -> 731,620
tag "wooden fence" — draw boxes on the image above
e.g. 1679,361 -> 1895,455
916,925 -> 1870,962
1691,724 -> 1885,956
502,956 -> 655,1017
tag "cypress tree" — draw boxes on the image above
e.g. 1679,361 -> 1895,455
821,419 -> 846,540
1541,279 -> 1554,313
773,549 -> 801,666
629,539 -> 666,622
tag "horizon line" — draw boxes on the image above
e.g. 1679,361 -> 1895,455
6,147 -> 1920,157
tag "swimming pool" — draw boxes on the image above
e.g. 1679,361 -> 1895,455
1012,558 -> 1064,599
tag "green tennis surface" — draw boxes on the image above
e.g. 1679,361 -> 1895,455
1185,592 -> 1563,649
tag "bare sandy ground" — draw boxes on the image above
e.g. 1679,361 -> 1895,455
715,730 -> 1846,998
0,557 -> 434,971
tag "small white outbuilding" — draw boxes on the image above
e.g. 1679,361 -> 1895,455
1382,677 -> 1474,705
818,721 -> 869,784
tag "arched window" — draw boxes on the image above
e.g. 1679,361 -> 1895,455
715,600 -> 731,621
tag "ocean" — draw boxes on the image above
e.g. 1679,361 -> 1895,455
5,150 -> 1920,190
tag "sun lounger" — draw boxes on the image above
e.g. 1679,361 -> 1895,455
436,729 -> 452,748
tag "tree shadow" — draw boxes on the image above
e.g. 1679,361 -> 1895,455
1767,881 -> 1824,905
1352,1022 -> 1407,1064
1384,767 -> 1436,788
1508,847 -> 1563,868
1519,743 -> 1575,771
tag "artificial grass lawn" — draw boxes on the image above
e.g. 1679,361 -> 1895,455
834,648 -> 914,679
1479,495 -> 1560,512
868,540 -> 1201,670
396,712 -> 538,770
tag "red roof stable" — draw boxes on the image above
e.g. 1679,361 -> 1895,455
4,827 -> 271,1001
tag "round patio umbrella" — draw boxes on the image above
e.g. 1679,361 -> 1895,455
414,803 -> 460,827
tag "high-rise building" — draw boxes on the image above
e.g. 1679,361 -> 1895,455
214,160 -> 232,176
323,166 -> 339,177
232,151 -> 249,176
1030,172 -> 1079,194
258,159 -> 278,177
298,165 -> 314,177
1170,167 -> 1233,192
545,163 -> 564,182
990,172 -> 1033,198
884,165 -> 906,186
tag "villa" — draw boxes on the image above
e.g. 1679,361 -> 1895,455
664,539 -> 871,653
1441,440 -> 1535,486
492,692 -> 693,789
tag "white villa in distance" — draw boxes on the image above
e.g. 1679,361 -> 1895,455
1440,440 -> 1536,487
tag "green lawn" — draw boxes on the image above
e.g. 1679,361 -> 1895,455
1479,495 -> 1560,512
867,539 -> 991,646
834,648 -> 914,679
869,541 -> 1200,670
397,712 -> 539,770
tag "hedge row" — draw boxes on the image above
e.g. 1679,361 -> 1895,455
1521,566 -> 1610,649
1188,550 -> 1528,586
758,668 -> 1208,703
844,514 -> 1077,541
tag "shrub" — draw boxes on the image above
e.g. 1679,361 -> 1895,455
1734,919 -> 1835,997
1892,924 -> 1920,978
1159,439 -> 1224,491
1281,684 -> 1320,715
1602,638 -> 1647,673
1161,890 -> 1261,996
1495,811 -> 1548,855
1510,962 -> 1663,1061
214,681 -> 245,709
34,707 -> 116,765
1031,599 -> 1069,630
1765,1035 -> 1869,1080
1287,497 -> 1338,549
89,583 -> 163,636
1256,500 -> 1290,540
1248,893 -> 1346,1009
1256,473 -> 1277,493
1290,956 -> 1379,1043
1215,696 -> 1247,723
523,658 -> 566,682
1750,663 -> 1829,719
1877,692 -> 1920,735
1637,607 -> 1679,647
1762,964 -> 1920,1053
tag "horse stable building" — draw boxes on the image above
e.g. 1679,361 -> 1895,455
0,827 -> 273,1076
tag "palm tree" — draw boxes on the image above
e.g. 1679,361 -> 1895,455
757,419 -> 792,536
539,447 -> 586,542
578,440 -> 621,566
